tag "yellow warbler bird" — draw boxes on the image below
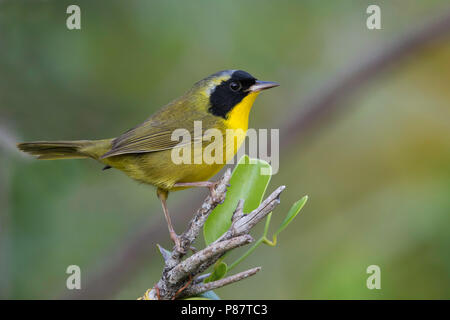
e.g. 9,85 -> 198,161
17,70 -> 279,249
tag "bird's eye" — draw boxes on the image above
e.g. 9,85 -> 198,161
229,81 -> 242,92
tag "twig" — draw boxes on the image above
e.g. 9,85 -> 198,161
168,235 -> 253,285
178,267 -> 261,299
216,186 -> 285,242
139,172 -> 286,300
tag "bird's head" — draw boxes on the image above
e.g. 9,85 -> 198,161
192,70 -> 279,119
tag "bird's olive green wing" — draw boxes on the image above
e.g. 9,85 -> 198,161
100,103 -> 218,158
101,122 -> 198,158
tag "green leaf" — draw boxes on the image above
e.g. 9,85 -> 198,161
204,261 -> 227,283
203,155 -> 272,245
273,195 -> 308,238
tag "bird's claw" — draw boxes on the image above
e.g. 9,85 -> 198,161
208,181 -> 224,203
171,233 -> 185,254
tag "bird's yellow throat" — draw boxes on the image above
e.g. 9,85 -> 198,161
224,91 -> 260,131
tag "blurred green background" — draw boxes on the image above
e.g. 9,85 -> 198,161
0,0 -> 449,299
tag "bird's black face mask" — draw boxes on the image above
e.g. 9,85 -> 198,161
208,70 -> 257,119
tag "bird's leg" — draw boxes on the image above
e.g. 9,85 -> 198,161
173,181 -> 220,200
157,188 -> 182,252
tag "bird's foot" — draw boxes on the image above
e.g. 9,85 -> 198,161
206,181 -> 221,202
170,231 -> 184,253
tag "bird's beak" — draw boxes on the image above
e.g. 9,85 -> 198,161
248,80 -> 280,92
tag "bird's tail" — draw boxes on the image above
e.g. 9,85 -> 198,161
17,139 -> 112,160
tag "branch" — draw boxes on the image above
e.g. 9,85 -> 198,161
138,173 -> 286,300
216,186 -> 285,242
178,267 -> 261,299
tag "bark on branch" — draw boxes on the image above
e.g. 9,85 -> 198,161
138,170 -> 285,300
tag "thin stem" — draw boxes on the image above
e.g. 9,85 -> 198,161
263,212 -> 272,236
228,209 -> 278,272
263,235 -> 276,247
228,237 -> 265,272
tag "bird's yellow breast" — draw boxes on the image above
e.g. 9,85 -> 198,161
222,91 -> 259,156
224,91 -> 259,131
222,91 -> 259,157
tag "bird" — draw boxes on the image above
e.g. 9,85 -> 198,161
17,70 -> 279,250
